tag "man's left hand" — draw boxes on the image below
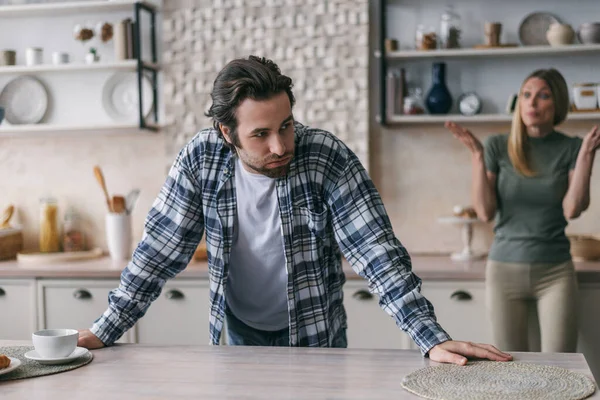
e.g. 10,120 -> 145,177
429,340 -> 512,366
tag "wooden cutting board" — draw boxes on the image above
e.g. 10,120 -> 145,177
473,43 -> 519,49
17,248 -> 103,265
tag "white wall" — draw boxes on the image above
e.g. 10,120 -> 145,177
0,2 -> 166,252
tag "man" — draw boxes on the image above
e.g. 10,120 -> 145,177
80,55 -> 511,366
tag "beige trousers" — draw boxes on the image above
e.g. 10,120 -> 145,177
485,259 -> 578,352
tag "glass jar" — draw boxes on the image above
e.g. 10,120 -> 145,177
39,197 -> 60,253
63,207 -> 85,252
403,88 -> 425,115
416,24 -> 438,50
439,5 -> 461,49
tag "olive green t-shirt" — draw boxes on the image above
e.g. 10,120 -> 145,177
484,131 -> 582,263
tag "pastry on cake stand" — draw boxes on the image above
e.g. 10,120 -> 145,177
438,206 -> 486,261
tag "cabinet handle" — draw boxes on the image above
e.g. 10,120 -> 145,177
0,287 -> 5,297
165,289 -> 184,300
73,289 -> 92,300
450,290 -> 472,301
352,289 -> 373,301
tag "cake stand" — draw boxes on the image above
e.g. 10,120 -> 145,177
438,216 -> 486,261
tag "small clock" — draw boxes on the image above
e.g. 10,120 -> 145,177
458,92 -> 482,116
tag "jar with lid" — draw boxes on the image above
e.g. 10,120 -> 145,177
403,87 -> 425,115
39,197 -> 60,253
63,207 -> 85,252
416,24 -> 438,50
439,5 -> 461,49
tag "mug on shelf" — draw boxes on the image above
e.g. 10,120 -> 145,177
25,47 -> 43,66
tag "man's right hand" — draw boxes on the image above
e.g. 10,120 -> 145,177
78,329 -> 105,349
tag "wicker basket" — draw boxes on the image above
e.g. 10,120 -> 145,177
0,227 -> 23,261
569,234 -> 600,261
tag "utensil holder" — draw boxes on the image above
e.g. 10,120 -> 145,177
105,212 -> 132,261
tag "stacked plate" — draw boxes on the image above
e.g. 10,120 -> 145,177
0,76 -> 49,124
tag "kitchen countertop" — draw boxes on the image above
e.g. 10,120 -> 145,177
0,340 -> 597,399
1,254 -> 600,282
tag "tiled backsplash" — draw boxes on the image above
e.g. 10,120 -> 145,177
161,0 -> 369,165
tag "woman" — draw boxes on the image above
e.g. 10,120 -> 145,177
446,68 -> 599,352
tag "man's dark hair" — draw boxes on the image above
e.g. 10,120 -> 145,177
205,55 -> 296,149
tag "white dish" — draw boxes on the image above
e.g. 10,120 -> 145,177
0,357 -> 22,376
24,346 -> 89,365
102,71 -> 153,122
0,76 -> 49,124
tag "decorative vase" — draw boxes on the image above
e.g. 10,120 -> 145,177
425,62 -> 453,114
546,23 -> 575,46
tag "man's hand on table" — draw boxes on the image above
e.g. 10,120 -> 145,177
429,340 -> 512,366
78,329 -> 105,349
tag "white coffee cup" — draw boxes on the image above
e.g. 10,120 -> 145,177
25,47 -> 43,66
32,329 -> 78,359
106,212 -> 132,261
52,51 -> 69,65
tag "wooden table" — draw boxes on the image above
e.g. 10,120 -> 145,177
1,341 -> 598,399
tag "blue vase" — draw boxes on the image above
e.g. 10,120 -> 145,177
425,62 -> 453,114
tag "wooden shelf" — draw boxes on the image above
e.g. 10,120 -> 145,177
0,61 -> 160,75
383,112 -> 600,125
0,123 -> 161,137
378,44 -> 600,60
0,1 -> 157,18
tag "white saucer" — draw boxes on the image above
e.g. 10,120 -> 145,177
24,347 -> 89,365
0,357 -> 22,376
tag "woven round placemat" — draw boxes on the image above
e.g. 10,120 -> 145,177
0,346 -> 93,382
402,361 -> 596,400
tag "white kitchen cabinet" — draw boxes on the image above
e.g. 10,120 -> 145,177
37,279 -> 134,343
577,284 -> 600,382
343,281 -> 411,349
0,279 -> 36,340
136,280 -> 210,345
418,281 -> 492,348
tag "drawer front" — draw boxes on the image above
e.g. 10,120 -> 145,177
39,280 -> 133,343
0,279 -> 36,340
136,281 -> 209,345
420,281 -> 492,346
343,281 -> 410,349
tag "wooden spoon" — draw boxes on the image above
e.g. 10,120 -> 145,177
1,205 -> 14,229
93,166 -> 113,212
112,195 -> 126,214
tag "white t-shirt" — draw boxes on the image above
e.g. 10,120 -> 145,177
225,158 -> 289,331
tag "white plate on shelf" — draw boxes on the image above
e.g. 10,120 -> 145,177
24,346 -> 90,365
0,357 -> 22,376
102,72 -> 153,122
0,76 -> 48,125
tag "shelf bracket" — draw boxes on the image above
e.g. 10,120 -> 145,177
133,1 -> 159,132
377,0 -> 387,126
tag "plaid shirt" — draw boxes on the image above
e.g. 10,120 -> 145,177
91,122 -> 451,354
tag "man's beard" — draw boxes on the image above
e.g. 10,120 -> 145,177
246,159 -> 291,178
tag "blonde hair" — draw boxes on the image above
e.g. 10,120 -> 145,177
508,68 -> 570,176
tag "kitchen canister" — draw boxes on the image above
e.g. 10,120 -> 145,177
51,52 -> 69,65
0,50 -> 16,66
105,212 -> 132,261
573,83 -> 598,110
113,19 -> 128,61
25,47 -> 43,66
